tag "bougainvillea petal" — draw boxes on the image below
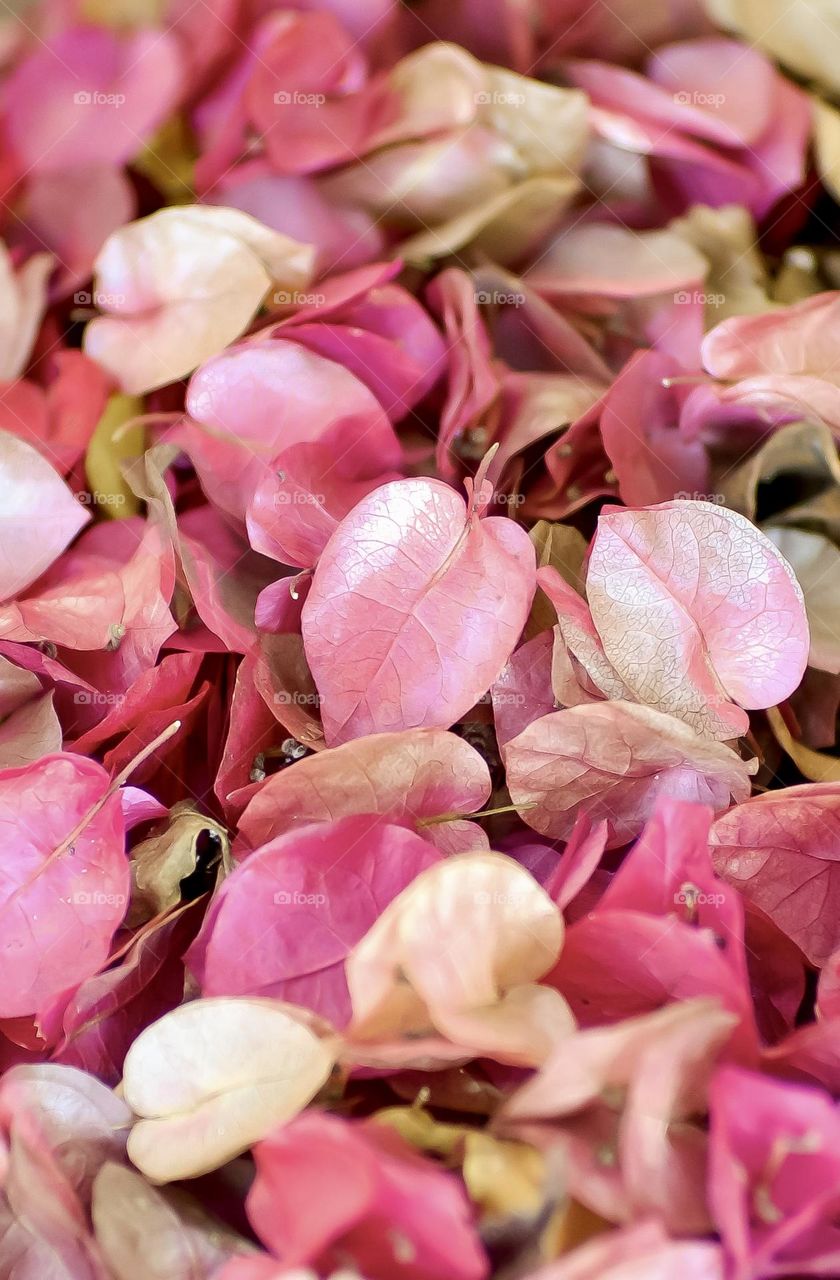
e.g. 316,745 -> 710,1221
0,430 -> 89,603
247,440 -> 402,569
122,997 -> 335,1182
92,1161 -> 252,1280
184,339 -> 401,520
188,817 -> 442,1027
246,1113 -> 489,1280
4,26 -> 183,175
347,852 -> 564,1040
84,207 -> 316,393
0,754 -> 127,1017
236,727 -> 491,853
710,784 -> 840,966
586,501 -> 808,737
302,477 -> 536,743
505,701 -> 754,847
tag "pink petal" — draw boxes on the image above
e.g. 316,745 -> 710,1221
236,727 -> 491,854
302,477 -> 536,743
0,430 -> 89,604
587,501 -> 808,737
505,701 -> 754,847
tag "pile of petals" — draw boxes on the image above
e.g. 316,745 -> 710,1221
11,0 -> 840,1276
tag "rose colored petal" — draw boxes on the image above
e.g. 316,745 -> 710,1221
236,727 -> 491,853
184,339 -> 401,521
49,905 -> 201,1085
0,350 -> 112,478
648,39 -> 775,147
598,351 -> 710,507
0,520 -> 177,690
188,817 -> 442,1028
587,500 -> 808,737
522,1220 -> 723,1279
302,477 -> 536,743
709,1067 -> 840,1277
426,268 -> 501,481
245,1113 -> 488,1280
702,291 -> 840,386
0,429 -> 89,602
247,440 -> 401,569
491,630 -> 556,746
0,754 -> 128,1017
0,693 -> 61,770
550,910 -> 757,1051
501,998 -> 733,1123
20,167 -> 136,300
710,783 -> 840,967
506,701 -> 753,847
527,223 -> 706,299
4,26 -> 183,175
537,566 -> 631,703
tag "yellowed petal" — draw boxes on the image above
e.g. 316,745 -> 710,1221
81,0 -> 165,21
85,207 -> 314,394
767,705 -> 840,782
123,998 -> 335,1182
348,853 -> 564,1042
134,116 -> 196,205
85,393 -> 144,519
463,1131 -> 547,1222
527,521 -> 587,639
128,801 -> 230,926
